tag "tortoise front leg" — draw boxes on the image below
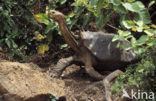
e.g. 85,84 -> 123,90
85,66 -> 104,80
103,70 -> 123,101
48,56 -> 74,78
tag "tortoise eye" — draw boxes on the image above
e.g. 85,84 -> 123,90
51,11 -> 55,14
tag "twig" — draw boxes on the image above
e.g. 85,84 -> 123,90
106,24 -> 120,31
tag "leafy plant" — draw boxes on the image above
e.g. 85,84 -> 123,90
106,0 -> 156,99
0,0 -> 42,61
111,50 -> 156,100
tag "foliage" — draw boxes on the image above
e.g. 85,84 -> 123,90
111,49 -> 156,100
104,0 -> 156,99
0,0 -> 41,61
34,0 -> 75,52
110,0 -> 156,55
72,0 -> 117,29
49,94 -> 59,101
48,0 -> 67,8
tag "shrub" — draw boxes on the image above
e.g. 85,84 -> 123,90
0,0 -> 42,61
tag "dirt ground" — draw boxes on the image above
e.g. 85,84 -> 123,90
59,64 -> 107,101
27,50 -> 113,101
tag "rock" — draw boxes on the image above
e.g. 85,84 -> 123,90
0,61 -> 65,101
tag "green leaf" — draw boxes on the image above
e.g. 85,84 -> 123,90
151,24 -> 156,29
96,13 -> 103,29
45,23 -> 56,34
60,0 -> 67,4
122,1 -> 145,12
0,47 -> 2,51
138,9 -> 151,24
83,13 -> 91,26
143,25 -> 150,29
135,9 -> 151,25
10,39 -> 18,48
118,30 -> 131,36
103,12 -> 112,26
135,20 -> 143,27
127,0 -> 135,3
136,26 -> 143,32
34,13 -> 49,25
131,36 -> 136,44
112,35 -> 121,42
109,0 -> 121,6
115,4 -> 127,13
136,35 -> 149,45
134,47 -> 146,54
120,15 -> 135,29
144,29 -> 156,36
147,39 -> 156,46
89,0 -> 97,7
5,38 -> 11,48
123,20 -> 135,29
125,44 -> 133,50
60,44 -> 68,49
116,42 -> 121,48
148,1 -> 155,8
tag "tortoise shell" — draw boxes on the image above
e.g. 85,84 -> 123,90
81,31 -> 135,62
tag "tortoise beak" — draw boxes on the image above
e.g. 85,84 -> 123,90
48,10 -> 55,18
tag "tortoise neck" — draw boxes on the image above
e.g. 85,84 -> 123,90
58,18 -> 80,53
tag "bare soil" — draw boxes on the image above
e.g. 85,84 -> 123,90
28,50 -> 111,101
0,61 -> 65,101
61,64 -> 107,101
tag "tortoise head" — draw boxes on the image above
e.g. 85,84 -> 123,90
48,10 -> 65,21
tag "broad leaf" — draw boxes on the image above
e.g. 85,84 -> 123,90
144,29 -> 156,36
89,0 -> 97,7
60,0 -> 67,4
60,44 -> 68,49
34,13 -> 49,25
148,1 -> 155,8
115,4 -> 127,13
120,15 -> 135,29
136,35 -> 149,45
83,13 -> 91,26
136,26 -> 143,32
5,38 -> 11,48
125,44 -> 133,50
118,30 -> 131,36
112,35 -> 122,42
147,39 -> 156,46
135,9 -> 151,25
122,1 -> 145,12
109,0 -> 121,6
96,13 -> 103,29
151,24 -> 156,29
